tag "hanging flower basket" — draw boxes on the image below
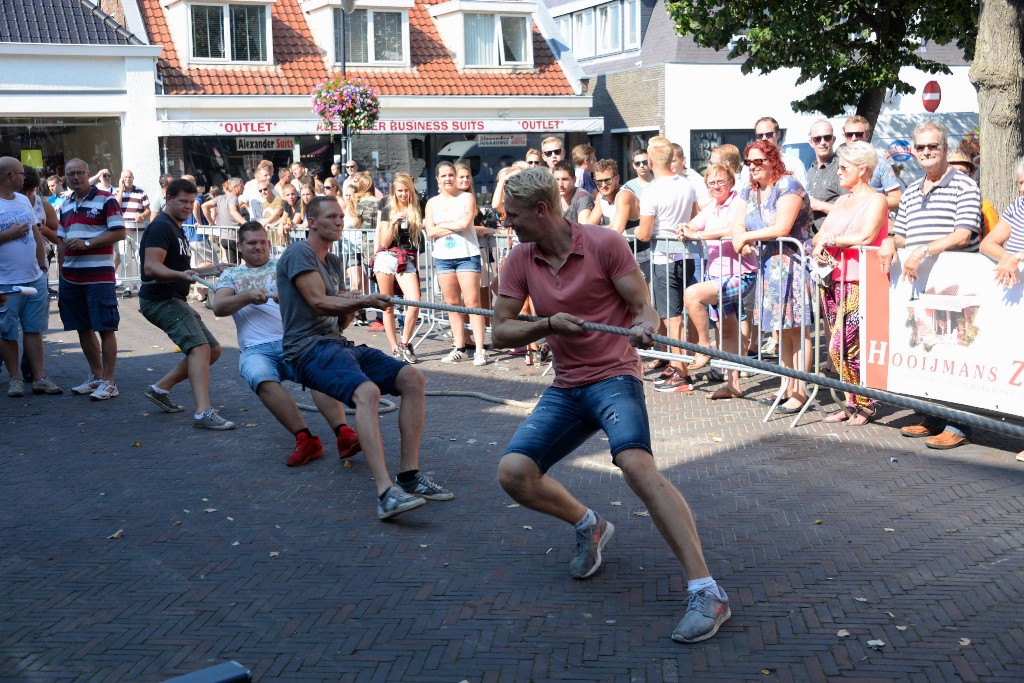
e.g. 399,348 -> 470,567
311,76 -> 381,133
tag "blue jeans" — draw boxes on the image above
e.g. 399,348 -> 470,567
293,339 -> 405,407
504,375 -> 652,474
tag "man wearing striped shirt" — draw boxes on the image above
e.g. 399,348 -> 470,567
113,169 -> 150,290
57,158 -> 126,401
877,121 -> 982,450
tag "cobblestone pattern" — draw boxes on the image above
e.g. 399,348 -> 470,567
1,303 -> 1022,682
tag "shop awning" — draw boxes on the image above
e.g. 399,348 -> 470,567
158,117 -> 604,137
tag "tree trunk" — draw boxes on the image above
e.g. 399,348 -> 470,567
969,0 -> 1024,213
855,86 -> 886,132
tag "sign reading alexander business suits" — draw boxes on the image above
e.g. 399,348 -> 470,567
861,250 -> 1024,418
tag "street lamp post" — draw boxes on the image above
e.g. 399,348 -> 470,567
339,0 -> 356,164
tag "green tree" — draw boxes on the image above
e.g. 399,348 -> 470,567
665,0 -> 977,128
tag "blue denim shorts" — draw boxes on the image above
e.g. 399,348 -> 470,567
434,255 -> 481,275
0,273 -> 49,340
504,375 -> 652,474
239,339 -> 298,391
293,339 -> 406,407
58,281 -> 120,332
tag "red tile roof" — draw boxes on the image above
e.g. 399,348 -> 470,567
137,0 -> 574,97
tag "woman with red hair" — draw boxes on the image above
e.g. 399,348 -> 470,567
730,140 -> 815,413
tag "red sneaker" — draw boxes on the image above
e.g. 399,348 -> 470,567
367,320 -> 385,331
286,432 -> 323,467
337,425 -> 362,460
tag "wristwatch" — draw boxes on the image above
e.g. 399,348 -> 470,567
84,240 -> 91,248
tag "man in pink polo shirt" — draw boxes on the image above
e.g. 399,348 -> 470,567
490,168 -> 731,644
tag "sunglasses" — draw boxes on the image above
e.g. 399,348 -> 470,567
526,160 -> 542,166
593,177 -> 615,186
259,187 -> 273,192
542,149 -> 564,157
914,143 -> 943,152
843,131 -> 866,140
632,160 -> 649,167
744,158 -> 769,167
755,131 -> 776,140
345,165 -> 357,169
811,135 -> 834,144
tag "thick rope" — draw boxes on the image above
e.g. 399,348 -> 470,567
391,297 -> 1024,440
192,278 -> 536,414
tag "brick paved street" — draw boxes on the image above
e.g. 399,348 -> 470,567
1,301 -> 1022,682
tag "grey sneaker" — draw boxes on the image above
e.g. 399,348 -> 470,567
400,342 -> 418,364
473,350 -> 488,366
8,379 -> 24,398
89,380 -> 119,401
569,515 -> 614,579
672,587 -> 731,643
397,472 -> 454,501
145,387 -> 184,413
377,484 -> 427,520
193,408 -> 236,430
442,348 -> 467,363
71,374 -> 101,395
31,377 -> 63,394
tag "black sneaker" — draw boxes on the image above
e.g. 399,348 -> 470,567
397,473 -> 454,500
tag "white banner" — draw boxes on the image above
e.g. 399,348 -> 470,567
159,117 -> 604,137
862,250 -> 1024,418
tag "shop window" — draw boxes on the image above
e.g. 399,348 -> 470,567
190,3 -> 271,63
464,14 -> 531,67
334,9 -> 408,65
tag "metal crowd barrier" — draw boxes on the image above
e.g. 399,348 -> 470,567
625,232 -> 823,425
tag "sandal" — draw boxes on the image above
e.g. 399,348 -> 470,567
645,358 -> 668,372
708,387 -> 743,400
847,408 -> 875,426
823,409 -> 852,423
687,353 -> 712,371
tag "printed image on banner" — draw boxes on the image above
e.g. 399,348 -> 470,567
862,251 -> 1024,418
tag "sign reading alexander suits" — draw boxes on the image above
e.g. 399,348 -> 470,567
861,250 -> 1024,418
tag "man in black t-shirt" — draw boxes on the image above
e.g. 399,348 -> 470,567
139,178 -> 235,430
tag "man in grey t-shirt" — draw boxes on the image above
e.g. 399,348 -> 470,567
277,196 -> 454,520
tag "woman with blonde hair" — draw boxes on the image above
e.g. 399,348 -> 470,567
374,172 -> 423,363
425,160 -> 488,365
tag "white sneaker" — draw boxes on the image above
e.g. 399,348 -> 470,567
89,380 -> 119,401
71,374 -> 101,395
473,350 -> 488,366
442,349 -> 467,363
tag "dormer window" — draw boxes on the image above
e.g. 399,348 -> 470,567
464,14 -> 530,66
334,8 -> 409,65
189,2 -> 272,63
429,0 -> 536,70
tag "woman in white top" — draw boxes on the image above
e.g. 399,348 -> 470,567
425,161 -> 487,365
373,172 -> 423,364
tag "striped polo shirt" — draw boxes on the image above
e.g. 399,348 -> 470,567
1000,196 -> 1024,253
58,188 -> 124,284
117,185 -> 150,223
893,168 -> 981,251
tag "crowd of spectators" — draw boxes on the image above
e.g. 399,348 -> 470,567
2,116 -> 1023,462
